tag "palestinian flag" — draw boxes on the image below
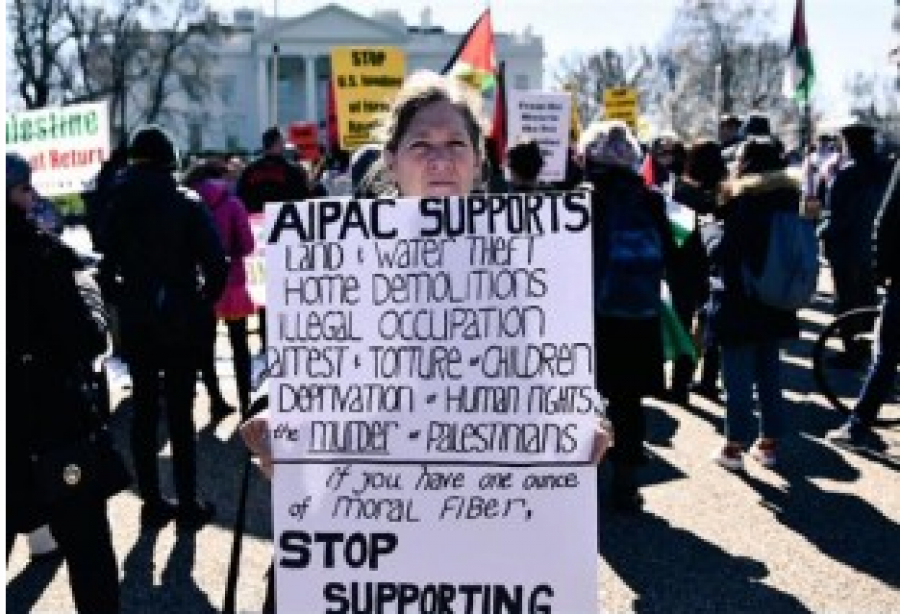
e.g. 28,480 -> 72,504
665,195 -> 696,249
661,282 -> 697,363
442,9 -> 497,93
783,0 -> 814,103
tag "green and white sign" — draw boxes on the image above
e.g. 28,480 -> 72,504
6,101 -> 111,196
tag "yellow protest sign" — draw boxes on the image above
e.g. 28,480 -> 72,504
331,47 -> 405,150
603,87 -> 638,130
563,84 -> 582,143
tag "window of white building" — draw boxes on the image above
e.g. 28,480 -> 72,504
217,74 -> 237,105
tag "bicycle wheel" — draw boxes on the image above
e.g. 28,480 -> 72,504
812,306 -> 897,421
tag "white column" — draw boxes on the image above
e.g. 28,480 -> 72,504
305,54 -> 318,123
257,56 -> 270,134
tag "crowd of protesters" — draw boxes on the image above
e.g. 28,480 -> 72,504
7,66 -> 898,609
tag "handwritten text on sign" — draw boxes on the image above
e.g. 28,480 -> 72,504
6,101 -> 111,196
330,47 -> 405,151
264,193 -> 602,613
507,92 -> 572,184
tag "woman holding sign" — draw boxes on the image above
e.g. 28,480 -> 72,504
242,69 -> 611,467
240,71 -> 612,611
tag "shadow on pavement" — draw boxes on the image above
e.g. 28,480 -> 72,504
106,394 -> 273,543
121,528 -> 216,612
736,435 -> 900,590
596,433 -> 805,612
5,553 -> 64,614
599,510 -> 808,613
104,390 -> 274,612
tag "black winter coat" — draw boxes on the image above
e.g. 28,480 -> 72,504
822,156 -> 891,267
98,165 -> 228,362
236,154 -> 311,214
704,170 -> 801,347
7,209 -> 109,531
589,166 -> 675,397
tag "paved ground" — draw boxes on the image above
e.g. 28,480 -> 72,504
6,229 -> 899,612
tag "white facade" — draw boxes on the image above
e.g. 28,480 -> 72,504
171,4 -> 544,153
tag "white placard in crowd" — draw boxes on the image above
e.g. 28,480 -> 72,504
507,92 -> 572,184
247,213 -> 267,307
264,193 -> 602,613
6,101 -> 111,196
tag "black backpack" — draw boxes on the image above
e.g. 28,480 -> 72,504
594,186 -> 665,318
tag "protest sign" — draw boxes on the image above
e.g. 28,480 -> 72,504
6,101 -> 111,196
247,213 -> 267,307
287,121 -> 321,162
263,193 -> 603,612
602,87 -> 638,131
507,92 -> 571,183
331,47 -> 405,151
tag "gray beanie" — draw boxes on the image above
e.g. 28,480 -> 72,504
6,153 -> 31,191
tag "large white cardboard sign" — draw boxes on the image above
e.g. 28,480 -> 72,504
507,93 -> 571,184
264,193 -> 602,613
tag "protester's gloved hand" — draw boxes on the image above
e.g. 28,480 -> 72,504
591,418 -> 614,464
239,410 -> 273,479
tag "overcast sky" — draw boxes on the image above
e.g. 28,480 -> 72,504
209,0 -> 896,114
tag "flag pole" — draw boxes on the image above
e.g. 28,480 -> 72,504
272,0 -> 279,127
801,102 -> 811,153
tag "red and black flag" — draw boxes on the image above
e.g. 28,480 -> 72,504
441,8 -> 497,93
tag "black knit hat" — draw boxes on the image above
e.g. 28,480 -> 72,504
6,153 -> 31,191
129,126 -> 178,170
740,113 -> 772,139
507,138 -> 544,183
838,117 -> 876,137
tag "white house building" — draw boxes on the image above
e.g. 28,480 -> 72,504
173,4 -> 544,152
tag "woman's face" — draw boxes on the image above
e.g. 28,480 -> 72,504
384,100 -> 479,197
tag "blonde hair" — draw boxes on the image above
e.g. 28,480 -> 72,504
381,70 -> 486,162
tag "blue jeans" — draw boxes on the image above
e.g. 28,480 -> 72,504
855,283 -> 900,426
721,340 -> 784,444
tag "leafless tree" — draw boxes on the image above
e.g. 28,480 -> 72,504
553,0 -> 794,141
130,1 -> 222,126
651,0 -> 791,138
9,0 -> 68,109
553,47 -> 651,127
8,0 -> 220,139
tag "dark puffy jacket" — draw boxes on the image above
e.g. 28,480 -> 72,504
98,165 -> 228,361
874,159 -> 900,284
7,209 -> 109,531
822,156 -> 891,267
236,154 -> 310,214
704,170 -> 801,346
